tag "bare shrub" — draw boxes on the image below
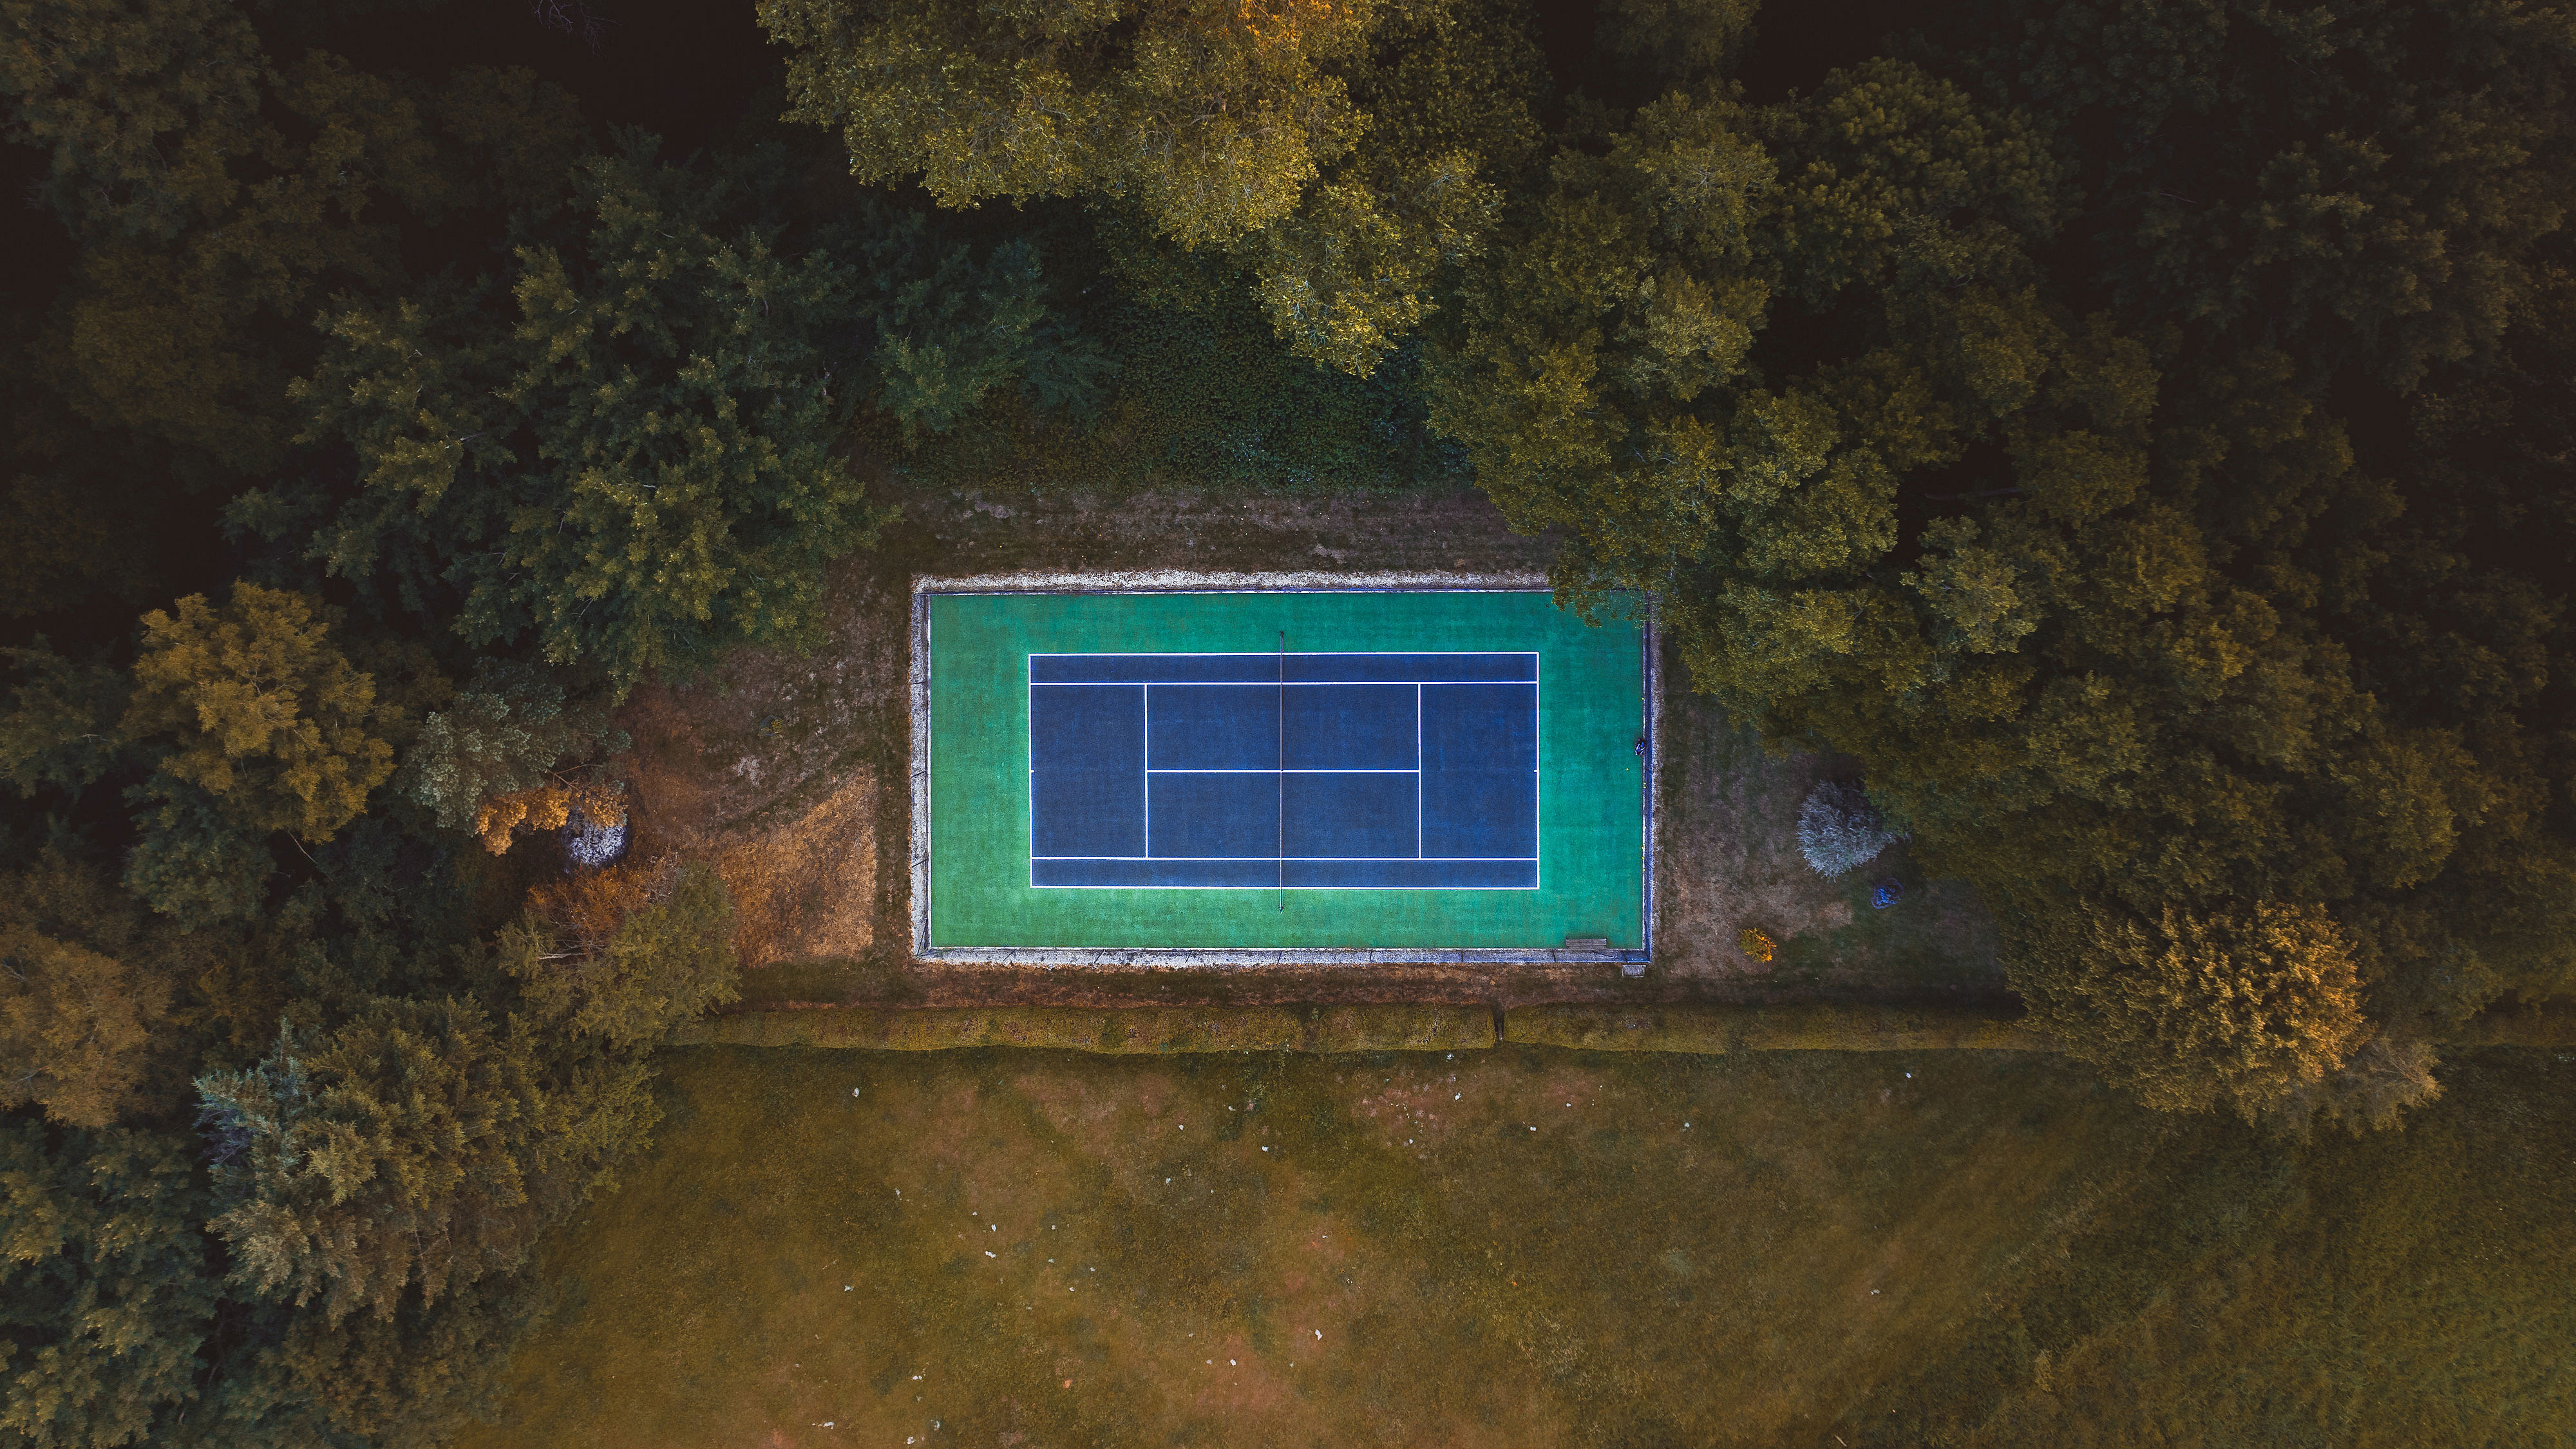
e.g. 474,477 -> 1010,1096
1796,781 -> 1899,876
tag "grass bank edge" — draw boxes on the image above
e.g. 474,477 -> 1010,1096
668,999 -> 2576,1053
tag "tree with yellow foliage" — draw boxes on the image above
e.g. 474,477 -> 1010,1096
0,854 -> 171,1130
0,929 -> 163,1131
121,584 -> 395,842
2014,899 -> 2371,1121
111,584 -> 403,925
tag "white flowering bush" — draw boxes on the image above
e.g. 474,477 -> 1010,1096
1797,781 -> 1900,876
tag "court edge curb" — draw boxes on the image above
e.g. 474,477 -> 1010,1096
907,573 -> 1654,967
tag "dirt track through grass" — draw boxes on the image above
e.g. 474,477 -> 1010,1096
461,1047 -> 2575,1448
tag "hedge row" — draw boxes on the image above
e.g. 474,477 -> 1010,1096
1500,1003 -> 2052,1053
670,1003 -> 1497,1054
674,1000 -> 2576,1054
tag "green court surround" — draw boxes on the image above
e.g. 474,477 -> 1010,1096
921,589 -> 1647,954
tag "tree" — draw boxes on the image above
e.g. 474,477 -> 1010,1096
1238,0 -> 1548,372
285,138 -> 889,688
1596,0 -> 1757,86
0,930 -> 164,1131
759,0 -> 1548,374
0,853 -> 173,1130
1426,17 -> 2576,1117
1925,0 -> 2576,393
2014,898 -> 2369,1120
0,1122 -> 218,1449
506,858 -> 739,1049
119,785 -> 276,929
849,211 -> 1114,441
1432,64 -> 2076,611
398,660 -> 627,854
0,0 -> 591,475
761,0 -> 1380,245
120,584 -> 397,842
200,1270 -> 544,1449
194,999 -> 655,1322
0,639 -> 128,798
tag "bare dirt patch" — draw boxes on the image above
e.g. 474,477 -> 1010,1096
715,772 -> 879,967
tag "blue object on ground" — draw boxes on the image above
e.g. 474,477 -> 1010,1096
1028,652 -> 1540,888
1871,878 -> 1905,909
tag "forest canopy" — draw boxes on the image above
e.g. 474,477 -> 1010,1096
2,0 -> 2571,1443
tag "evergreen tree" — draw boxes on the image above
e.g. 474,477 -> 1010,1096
1795,781 -> 1900,877
195,998 -> 656,1322
397,659 -> 625,853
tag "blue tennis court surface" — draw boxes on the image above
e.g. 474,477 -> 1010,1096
1029,652 -> 1539,888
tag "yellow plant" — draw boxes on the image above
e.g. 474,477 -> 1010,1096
122,583 -> 395,840
473,779 -> 627,855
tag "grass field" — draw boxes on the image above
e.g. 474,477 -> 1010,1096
457,1046 -> 2574,1448
924,589 -> 1647,952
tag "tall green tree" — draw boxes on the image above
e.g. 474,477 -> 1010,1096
397,659 -> 625,851
0,1122 -> 217,1449
280,138 -> 888,688
194,997 -> 656,1323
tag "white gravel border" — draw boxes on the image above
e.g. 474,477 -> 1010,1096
909,571 -> 1657,970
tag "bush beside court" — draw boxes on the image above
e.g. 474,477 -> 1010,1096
676,1003 -> 1496,1054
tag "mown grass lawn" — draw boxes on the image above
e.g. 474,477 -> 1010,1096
459,1046 -> 2575,1448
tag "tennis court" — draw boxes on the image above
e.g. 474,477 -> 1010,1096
914,582 -> 1650,961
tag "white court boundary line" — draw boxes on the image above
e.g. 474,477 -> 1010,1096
908,571 -> 1654,969
1026,659 -> 1540,891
